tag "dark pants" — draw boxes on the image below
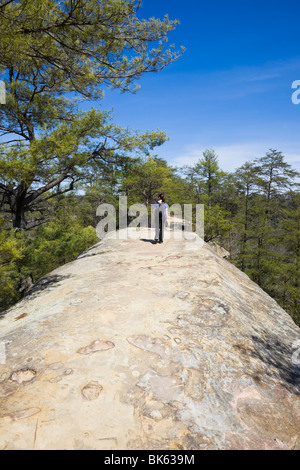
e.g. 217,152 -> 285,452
155,211 -> 165,241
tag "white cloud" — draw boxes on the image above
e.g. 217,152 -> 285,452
171,142 -> 300,173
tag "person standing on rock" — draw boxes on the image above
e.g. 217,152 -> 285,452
154,193 -> 169,244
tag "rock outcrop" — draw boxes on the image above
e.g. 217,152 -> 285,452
0,227 -> 299,450
207,241 -> 230,259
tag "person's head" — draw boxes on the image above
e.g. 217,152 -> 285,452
158,193 -> 165,203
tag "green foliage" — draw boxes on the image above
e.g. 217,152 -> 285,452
203,200 -> 234,243
121,156 -> 180,207
229,152 -> 300,325
182,149 -> 227,205
0,197 -> 98,313
0,221 -> 24,310
0,0 -> 184,96
22,195 -> 98,279
0,0 -> 183,229
22,221 -> 98,280
0,6 -> 299,331
274,192 -> 300,323
0,0 -> 185,311
179,148 -> 300,325
0,147 -> 299,329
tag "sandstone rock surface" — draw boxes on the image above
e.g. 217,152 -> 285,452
0,227 -> 299,450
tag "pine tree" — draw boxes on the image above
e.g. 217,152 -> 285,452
234,161 -> 259,271
121,156 -> 178,207
193,149 -> 226,206
0,0 -> 184,229
253,149 -> 299,286
276,191 -> 300,325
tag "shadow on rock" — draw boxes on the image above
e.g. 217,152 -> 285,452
140,239 -> 157,244
0,274 -> 72,319
241,333 -> 300,395
24,274 -> 72,300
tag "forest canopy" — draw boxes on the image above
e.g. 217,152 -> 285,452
0,0 -> 184,229
0,1 -> 299,328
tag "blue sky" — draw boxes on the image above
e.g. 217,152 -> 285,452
99,0 -> 300,174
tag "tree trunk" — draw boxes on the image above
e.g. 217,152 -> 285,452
9,183 -> 28,230
13,203 -> 27,230
257,235 -> 263,285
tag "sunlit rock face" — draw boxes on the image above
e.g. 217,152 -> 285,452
0,227 -> 299,450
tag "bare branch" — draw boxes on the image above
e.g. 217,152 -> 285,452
0,0 -> 15,11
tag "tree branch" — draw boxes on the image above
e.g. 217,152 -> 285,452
0,182 -> 13,194
27,181 -> 76,206
24,169 -> 73,205
0,0 -> 15,11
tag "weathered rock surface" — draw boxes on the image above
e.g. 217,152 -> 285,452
0,227 -> 299,450
208,241 -> 230,259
